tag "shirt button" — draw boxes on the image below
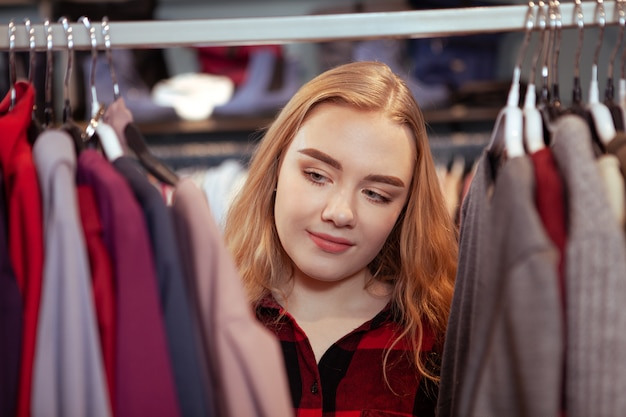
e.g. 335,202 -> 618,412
310,382 -> 319,394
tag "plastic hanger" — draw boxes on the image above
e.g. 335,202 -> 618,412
587,0 -> 616,150
605,0 -> 626,131
100,16 -> 179,185
524,1 -> 547,153
59,17 -> 86,154
24,18 -> 42,144
486,4 -> 526,175
80,16 -> 124,161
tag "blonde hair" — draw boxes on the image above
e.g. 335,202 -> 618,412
224,61 -> 457,382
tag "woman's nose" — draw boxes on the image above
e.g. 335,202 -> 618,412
321,190 -> 356,227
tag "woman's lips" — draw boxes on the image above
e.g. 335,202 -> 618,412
308,231 -> 354,254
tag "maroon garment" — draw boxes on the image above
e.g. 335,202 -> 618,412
256,296 -> 439,417
77,185 -> 116,413
529,149 -> 567,311
76,150 -> 180,417
530,148 -> 568,416
0,81 -> 44,417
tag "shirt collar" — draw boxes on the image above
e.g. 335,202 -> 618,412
256,293 -> 396,332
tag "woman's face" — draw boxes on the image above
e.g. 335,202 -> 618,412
274,102 -> 416,286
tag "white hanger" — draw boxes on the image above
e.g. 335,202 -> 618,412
587,0 -> 616,145
487,3 -> 537,160
524,1 -> 545,153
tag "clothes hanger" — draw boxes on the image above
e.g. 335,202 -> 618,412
587,0 -> 616,150
486,2 -> 526,177
7,20 -> 16,112
565,0 -> 590,118
547,0 -> 563,118
43,19 -> 54,129
100,16 -> 179,186
606,0 -> 626,131
24,18 -> 43,144
59,17 -> 86,154
79,16 -> 124,161
604,0 -> 626,132
619,0 -> 626,123
524,1 -> 547,153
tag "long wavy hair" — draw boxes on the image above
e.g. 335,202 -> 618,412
223,61 -> 457,383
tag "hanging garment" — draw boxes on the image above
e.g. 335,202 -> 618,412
31,129 -> 111,417
0,81 -> 44,417
0,174 -> 23,417
170,179 -> 292,417
605,132 -> 626,179
597,154 -> 626,227
437,153 -> 563,417
76,149 -> 181,417
529,147 -> 569,414
550,115 -> 626,417
113,156 -> 212,417
529,147 -> 567,298
76,184 -> 116,411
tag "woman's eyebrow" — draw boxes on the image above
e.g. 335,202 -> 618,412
298,148 -> 342,170
364,174 -> 405,188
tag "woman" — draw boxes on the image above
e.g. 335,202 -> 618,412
224,61 -> 457,416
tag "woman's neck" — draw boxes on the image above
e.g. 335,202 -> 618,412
275,269 -> 391,323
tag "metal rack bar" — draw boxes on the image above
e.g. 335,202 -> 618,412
0,1 -> 619,51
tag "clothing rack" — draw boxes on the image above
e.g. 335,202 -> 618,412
0,1 -> 621,51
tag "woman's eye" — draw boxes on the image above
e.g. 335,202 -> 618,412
304,170 -> 327,184
363,189 -> 391,204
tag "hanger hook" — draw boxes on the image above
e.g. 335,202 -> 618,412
619,0 -> 626,79
43,19 -> 54,127
513,1 -> 536,86
59,17 -> 74,123
529,1 -> 547,92
607,0 -> 626,101
537,0 -> 556,103
101,16 -> 120,101
549,1 -> 562,105
593,0 -> 606,70
79,16 -> 101,115
8,20 -> 16,111
24,18 -> 36,85
572,0 -> 585,104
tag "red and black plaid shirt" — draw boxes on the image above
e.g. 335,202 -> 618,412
256,296 -> 439,417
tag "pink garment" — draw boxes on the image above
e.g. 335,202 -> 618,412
171,179 -> 293,417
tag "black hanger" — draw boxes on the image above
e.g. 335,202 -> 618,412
42,19 -> 54,130
530,1 -> 555,143
24,19 -> 42,144
603,0 -> 626,131
100,16 -> 178,186
559,0 -> 596,143
547,0 -> 564,120
58,17 -> 86,155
